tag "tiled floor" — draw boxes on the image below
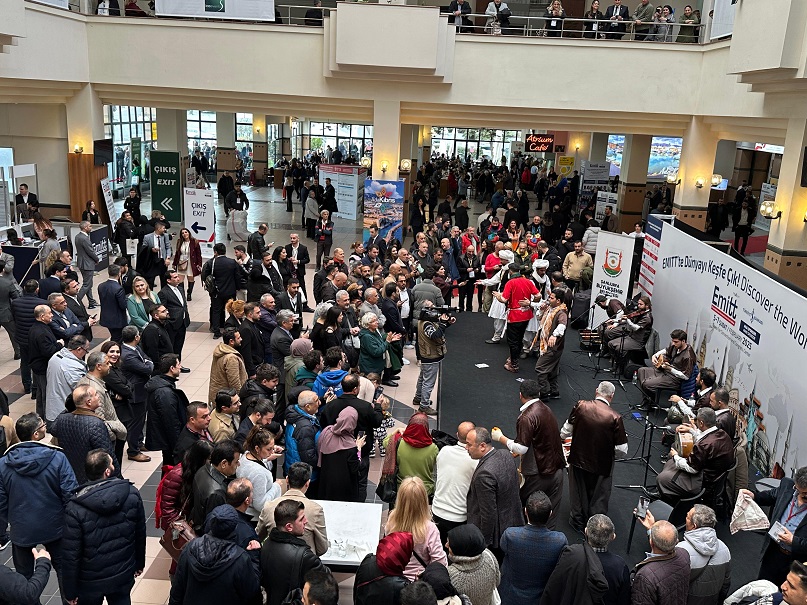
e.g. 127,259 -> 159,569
0,184 -> 432,604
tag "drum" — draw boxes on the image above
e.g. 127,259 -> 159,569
675,432 -> 694,458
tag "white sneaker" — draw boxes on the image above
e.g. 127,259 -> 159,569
404,343 -> 415,349
402,358 -> 410,365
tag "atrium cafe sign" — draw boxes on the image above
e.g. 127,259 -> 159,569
525,133 -> 555,153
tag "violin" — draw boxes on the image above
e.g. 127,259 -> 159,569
623,308 -> 651,320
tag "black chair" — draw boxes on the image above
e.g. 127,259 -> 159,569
669,487 -> 707,529
626,499 -> 674,554
705,459 -> 739,521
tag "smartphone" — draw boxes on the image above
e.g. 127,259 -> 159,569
636,496 -> 650,520
357,431 -> 366,440
91,314 -> 98,319
374,386 -> 384,401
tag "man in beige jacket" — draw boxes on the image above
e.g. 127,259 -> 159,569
208,327 -> 248,403
257,462 -> 329,556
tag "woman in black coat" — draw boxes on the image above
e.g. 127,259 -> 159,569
410,196 -> 426,237
271,246 -> 294,287
101,341 -> 134,464
583,0 -> 604,38
82,200 -> 101,224
317,407 -> 363,502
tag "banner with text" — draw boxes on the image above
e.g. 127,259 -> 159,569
594,191 -> 618,224
580,161 -> 611,213
638,214 -> 675,297
183,188 -> 216,244
653,223 -> 807,478
131,137 -> 142,187
155,0 -> 275,21
363,179 -> 405,244
150,151 -> 183,223
100,177 -> 117,225
591,231 -> 635,325
318,165 -> 366,221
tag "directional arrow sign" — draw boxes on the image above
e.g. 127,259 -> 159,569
183,187 -> 216,242
150,151 -> 182,222
191,221 -> 207,234
161,197 -> 173,211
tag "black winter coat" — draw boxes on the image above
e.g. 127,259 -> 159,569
170,534 -> 260,605
354,554 -> 409,605
144,374 -> 188,461
247,264 -> 283,303
0,557 -> 52,605
260,528 -> 326,605
51,410 -> 116,485
140,320 -> 173,373
28,321 -> 62,374
61,478 -> 146,600
9,293 -> 41,346
191,464 -> 228,533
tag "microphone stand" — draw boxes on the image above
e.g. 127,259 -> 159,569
580,316 -> 612,376
571,302 -> 598,356
615,410 -> 663,491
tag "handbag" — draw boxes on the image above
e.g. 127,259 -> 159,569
178,260 -> 189,272
159,518 -> 196,562
375,437 -> 401,504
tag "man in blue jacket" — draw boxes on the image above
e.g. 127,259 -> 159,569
61,449 -> 146,605
0,412 -> 78,594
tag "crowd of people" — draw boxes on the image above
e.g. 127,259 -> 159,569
0,148 -> 800,605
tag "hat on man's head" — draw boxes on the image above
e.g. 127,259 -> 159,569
533,259 -> 549,270
376,532 -> 414,576
499,250 -> 514,263
447,524 -> 486,557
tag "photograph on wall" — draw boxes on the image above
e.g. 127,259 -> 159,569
363,179 -> 405,244
606,135 -> 682,180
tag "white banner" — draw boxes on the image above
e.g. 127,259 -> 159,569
591,231 -> 635,326
653,223 -> 807,478
183,187 -> 216,243
318,165 -> 366,221
186,167 -> 197,188
638,214 -> 675,297
100,177 -> 118,224
156,0 -> 275,21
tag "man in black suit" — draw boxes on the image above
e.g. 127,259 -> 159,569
741,467 -> 807,588
276,278 -> 305,339
248,224 -> 269,260
270,310 -> 295,409
285,233 -> 313,310
158,269 -> 190,367
465,426 -> 525,559
47,292 -> 87,342
238,302 -> 265,378
140,305 -> 173,375
448,0 -> 472,32
120,326 -> 153,461
604,0 -> 630,39
202,243 -> 247,339
62,278 -> 94,342
14,184 -> 39,221
29,305 -> 64,419
97,264 -> 128,344
115,257 -> 139,296
365,224 -> 388,263
38,262 -> 68,300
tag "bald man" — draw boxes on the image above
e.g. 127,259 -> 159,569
432,421 -> 479,546
632,520 -> 691,605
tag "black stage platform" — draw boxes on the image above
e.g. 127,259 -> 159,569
438,311 -> 768,590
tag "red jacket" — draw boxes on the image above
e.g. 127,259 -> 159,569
172,238 -> 203,277
155,464 -> 183,530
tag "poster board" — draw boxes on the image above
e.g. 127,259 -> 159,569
183,187 -> 216,251
594,191 -> 618,224
579,161 -> 611,213
155,0 -> 276,21
313,500 -> 382,567
557,155 -> 576,179
318,165 -> 366,221
100,177 -> 117,225
591,231 -> 635,325
652,222 -> 807,478
363,179 -> 405,244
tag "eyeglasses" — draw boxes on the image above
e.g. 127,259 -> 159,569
36,424 -> 46,432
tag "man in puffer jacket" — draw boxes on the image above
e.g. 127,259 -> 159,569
9,279 -> 41,394
283,391 -> 321,476
675,504 -> 731,605
631,519 -> 691,605
0,412 -> 77,593
170,504 -> 261,605
311,346 -> 348,399
61,449 -> 146,604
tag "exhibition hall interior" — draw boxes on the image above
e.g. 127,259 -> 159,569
2,0 -> 807,603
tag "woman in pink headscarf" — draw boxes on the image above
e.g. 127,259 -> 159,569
317,406 -> 366,502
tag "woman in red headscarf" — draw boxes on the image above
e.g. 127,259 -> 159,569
354,531 -> 414,605
383,412 -> 439,496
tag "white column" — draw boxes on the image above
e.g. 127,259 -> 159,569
372,100 -> 402,180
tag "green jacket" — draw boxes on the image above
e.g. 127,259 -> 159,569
632,2 -> 654,29
676,13 -> 700,42
359,328 -> 388,375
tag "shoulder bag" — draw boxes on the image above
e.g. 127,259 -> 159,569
203,257 -> 217,295
159,496 -> 197,562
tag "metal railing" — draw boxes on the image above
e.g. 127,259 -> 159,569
456,14 -> 705,43
26,0 -> 711,43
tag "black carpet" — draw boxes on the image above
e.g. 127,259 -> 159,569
439,311 -> 768,591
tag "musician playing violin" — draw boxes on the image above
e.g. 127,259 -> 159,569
636,328 -> 696,400
604,294 -> 653,359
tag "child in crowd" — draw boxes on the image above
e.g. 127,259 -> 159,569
367,373 -> 395,458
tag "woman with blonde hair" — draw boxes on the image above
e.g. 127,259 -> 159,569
224,298 -> 246,329
385,476 -> 447,581
127,276 -> 159,329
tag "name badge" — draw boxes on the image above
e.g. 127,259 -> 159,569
592,22 -> 598,30
551,19 -> 557,26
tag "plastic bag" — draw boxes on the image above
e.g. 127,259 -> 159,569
729,491 -> 771,535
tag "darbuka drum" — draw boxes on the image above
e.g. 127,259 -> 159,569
579,329 -> 601,350
675,432 -> 694,457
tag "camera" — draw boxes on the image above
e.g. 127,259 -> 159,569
421,305 -> 459,321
